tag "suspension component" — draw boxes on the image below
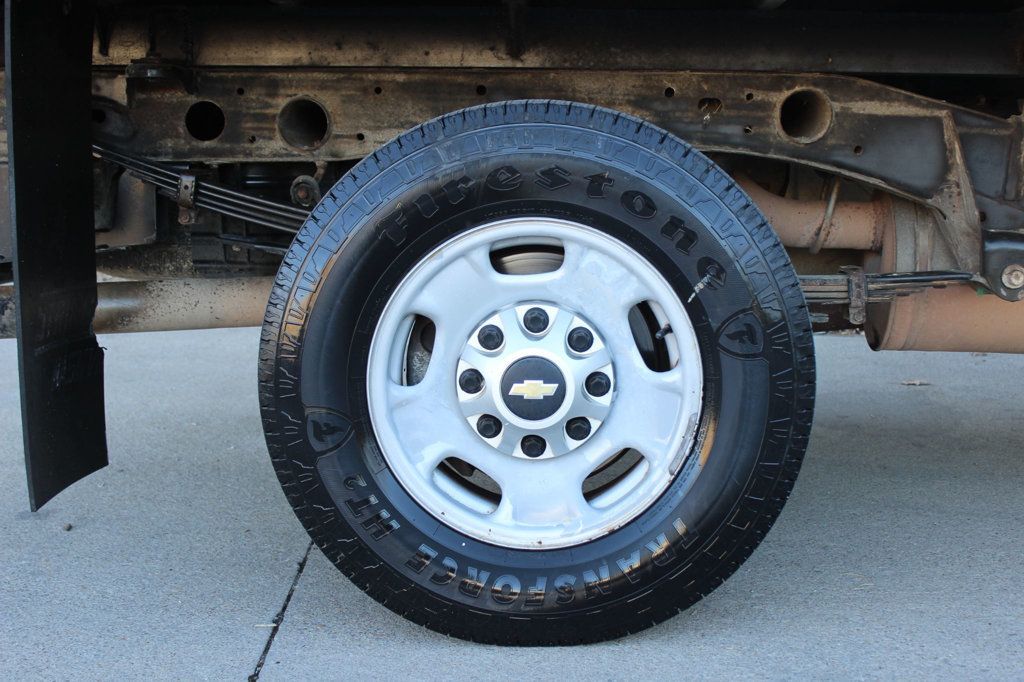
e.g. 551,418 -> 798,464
92,144 -> 308,233
800,268 -> 974,325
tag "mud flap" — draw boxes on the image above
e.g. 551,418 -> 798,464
5,0 -> 108,510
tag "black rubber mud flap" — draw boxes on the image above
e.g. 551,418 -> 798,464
5,0 -> 108,510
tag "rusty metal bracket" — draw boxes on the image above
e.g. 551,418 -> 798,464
841,266 -> 867,325
982,229 -> 1024,302
808,177 -> 841,255
125,58 -> 196,93
176,172 -> 197,224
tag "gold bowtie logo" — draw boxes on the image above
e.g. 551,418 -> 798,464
508,380 -> 559,400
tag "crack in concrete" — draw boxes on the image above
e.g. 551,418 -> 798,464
248,541 -> 313,681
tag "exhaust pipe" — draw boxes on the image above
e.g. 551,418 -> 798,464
736,175 -> 886,251
867,285 -> 1024,353
0,277 -> 273,339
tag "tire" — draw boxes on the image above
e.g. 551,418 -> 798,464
259,100 -> 815,645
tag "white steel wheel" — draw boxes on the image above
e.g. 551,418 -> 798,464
367,217 -> 703,549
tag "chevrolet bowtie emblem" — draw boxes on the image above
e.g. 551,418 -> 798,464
508,380 -> 559,400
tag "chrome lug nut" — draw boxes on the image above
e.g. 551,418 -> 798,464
476,414 -> 503,439
521,435 -> 546,458
568,326 -> 594,352
523,307 -> 549,333
585,371 -> 611,397
458,368 -> 484,393
477,324 -> 504,350
565,417 -> 592,441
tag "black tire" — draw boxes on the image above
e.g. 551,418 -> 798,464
259,100 -> 815,645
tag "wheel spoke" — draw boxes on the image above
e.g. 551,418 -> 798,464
490,459 -> 599,530
605,364 -> 695,471
456,378 -> 500,419
550,240 -> 656,317
581,303 -> 647,375
408,244 -> 506,336
572,396 -> 613,421
574,346 -> 613,377
456,240 -> 656,323
382,374 -> 480,478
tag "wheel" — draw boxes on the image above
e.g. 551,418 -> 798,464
259,100 -> 815,644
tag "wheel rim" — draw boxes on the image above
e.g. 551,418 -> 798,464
367,217 -> 704,549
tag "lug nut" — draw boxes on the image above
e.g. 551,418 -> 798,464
477,324 -> 504,350
459,368 -> 484,393
565,417 -> 592,441
585,371 -> 611,397
476,414 -> 502,439
568,326 -> 594,352
523,307 -> 549,333
521,435 -> 547,458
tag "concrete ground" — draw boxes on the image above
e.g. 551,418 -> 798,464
0,329 -> 1022,680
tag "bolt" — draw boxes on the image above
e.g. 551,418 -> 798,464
568,327 -> 594,353
565,417 -> 592,441
477,324 -> 504,350
523,307 -> 549,333
459,368 -> 484,393
1001,264 -> 1024,290
476,414 -> 502,439
585,372 -> 611,397
521,435 -> 547,458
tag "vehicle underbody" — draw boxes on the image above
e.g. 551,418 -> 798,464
3,0 -> 1023,644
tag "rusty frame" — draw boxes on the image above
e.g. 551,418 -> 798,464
101,67 -> 1024,277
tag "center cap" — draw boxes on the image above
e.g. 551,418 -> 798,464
500,356 -> 567,421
